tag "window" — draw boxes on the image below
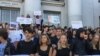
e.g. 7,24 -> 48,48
43,11 -> 61,26
0,8 -> 20,23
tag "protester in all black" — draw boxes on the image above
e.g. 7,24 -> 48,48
71,28 -> 89,55
36,34 -> 52,56
88,34 -> 100,55
16,27 -> 37,56
53,34 -> 71,56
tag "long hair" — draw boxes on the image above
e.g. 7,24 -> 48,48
91,34 -> 100,50
57,34 -> 69,50
39,34 -> 51,46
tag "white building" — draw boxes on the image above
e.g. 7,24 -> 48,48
0,0 -> 99,28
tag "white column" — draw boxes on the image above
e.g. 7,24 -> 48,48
24,0 -> 41,17
68,0 -> 82,26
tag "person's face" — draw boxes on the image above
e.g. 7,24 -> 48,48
52,29 -> 56,34
80,32 -> 85,38
73,31 -> 76,35
49,29 -> 53,34
0,36 -> 3,42
56,29 -> 62,36
93,35 -> 99,42
44,27 -> 48,32
89,34 -> 93,40
60,35 -> 67,44
41,35 -> 48,44
24,31 -> 33,40
0,36 -> 2,42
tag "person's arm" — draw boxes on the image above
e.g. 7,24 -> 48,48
30,54 -> 35,56
31,44 -> 37,55
52,48 -> 56,56
16,41 -> 21,54
69,51 -> 72,56
49,47 -> 53,56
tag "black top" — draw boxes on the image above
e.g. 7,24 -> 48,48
56,48 -> 70,56
88,43 -> 100,55
4,42 -> 16,55
71,38 -> 88,55
16,40 -> 37,55
50,36 -> 59,45
37,46 -> 51,56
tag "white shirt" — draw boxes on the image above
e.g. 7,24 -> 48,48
35,18 -> 41,24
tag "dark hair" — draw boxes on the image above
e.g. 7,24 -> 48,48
23,27 -> 35,34
76,28 -> 85,38
0,29 -> 8,40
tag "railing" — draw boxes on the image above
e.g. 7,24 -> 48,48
42,0 -> 65,6
1,0 -> 23,3
42,0 -> 64,2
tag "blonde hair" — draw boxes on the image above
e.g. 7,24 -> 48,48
57,34 -> 69,50
91,34 -> 100,50
39,34 -> 51,46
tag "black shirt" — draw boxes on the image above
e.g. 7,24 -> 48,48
71,38 -> 88,55
88,43 -> 100,55
37,46 -> 51,56
16,40 -> 36,55
50,36 -> 59,45
56,48 -> 70,56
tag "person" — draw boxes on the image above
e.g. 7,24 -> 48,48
16,27 -> 37,56
0,28 -> 15,56
36,34 -> 52,56
53,34 -> 71,56
71,28 -> 89,55
68,29 -> 77,44
35,15 -> 42,29
88,34 -> 100,55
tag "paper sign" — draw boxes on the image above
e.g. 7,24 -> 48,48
8,30 -> 23,43
10,22 -> 18,30
16,17 -> 24,24
48,15 -> 60,24
16,17 -> 33,24
34,11 -> 42,16
71,21 -> 83,29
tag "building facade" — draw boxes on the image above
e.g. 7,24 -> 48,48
0,0 -> 99,28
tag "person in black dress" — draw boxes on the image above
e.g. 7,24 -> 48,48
53,34 -> 71,56
16,27 -> 37,56
36,34 -> 53,56
88,34 -> 100,55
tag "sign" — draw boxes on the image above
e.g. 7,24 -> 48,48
34,11 -> 42,16
9,22 -> 18,30
48,15 -> 60,24
71,21 -> 83,29
0,1 -> 21,8
16,17 -> 33,24
8,30 -> 23,43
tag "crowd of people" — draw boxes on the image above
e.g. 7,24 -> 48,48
0,23 -> 100,56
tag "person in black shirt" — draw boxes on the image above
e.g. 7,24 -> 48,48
16,27 -> 37,56
71,28 -> 89,55
53,34 -> 71,56
88,34 -> 100,55
36,34 -> 52,56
